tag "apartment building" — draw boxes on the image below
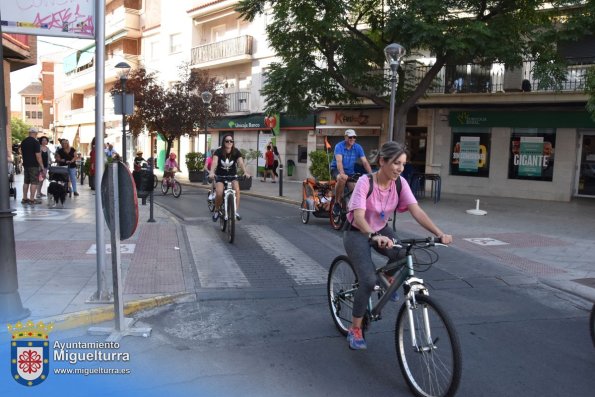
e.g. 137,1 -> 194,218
17,81 -> 43,131
2,33 -> 37,157
53,0 -> 141,159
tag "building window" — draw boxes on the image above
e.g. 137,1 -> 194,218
25,97 -> 31,104
298,145 -> 307,163
150,40 -> 159,60
31,112 -> 37,119
25,111 -> 30,119
32,97 -> 37,105
169,33 -> 182,54
450,127 -> 491,177
37,111 -> 43,119
508,128 -> 555,181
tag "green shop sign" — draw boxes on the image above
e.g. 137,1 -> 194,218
450,111 -> 595,128
213,114 -> 315,130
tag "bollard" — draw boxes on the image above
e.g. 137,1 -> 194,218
279,165 -> 283,197
148,163 -> 155,223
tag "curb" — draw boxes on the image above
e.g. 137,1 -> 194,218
8,293 -> 197,332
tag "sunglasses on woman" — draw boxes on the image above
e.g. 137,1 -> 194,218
224,139 -> 234,143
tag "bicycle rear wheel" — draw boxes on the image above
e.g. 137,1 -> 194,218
395,294 -> 462,397
329,198 -> 345,231
226,194 -> 235,243
161,179 -> 169,194
172,181 -> 182,198
327,256 -> 358,336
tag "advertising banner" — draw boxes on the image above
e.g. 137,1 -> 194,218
1,1 -> 95,38
450,130 -> 490,177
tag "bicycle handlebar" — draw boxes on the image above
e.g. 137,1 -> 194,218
369,236 -> 448,249
208,175 -> 239,183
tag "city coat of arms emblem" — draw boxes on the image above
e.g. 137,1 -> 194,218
8,320 -> 53,387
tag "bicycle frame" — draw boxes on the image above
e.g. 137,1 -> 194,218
366,239 -> 443,349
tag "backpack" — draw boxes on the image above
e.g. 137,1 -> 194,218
366,173 -> 402,231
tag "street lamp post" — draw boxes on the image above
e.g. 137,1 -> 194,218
384,43 -> 406,142
115,61 -> 131,164
201,91 -> 213,185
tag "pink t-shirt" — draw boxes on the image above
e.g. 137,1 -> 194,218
347,175 -> 417,232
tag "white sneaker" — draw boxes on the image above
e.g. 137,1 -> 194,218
208,193 -> 215,200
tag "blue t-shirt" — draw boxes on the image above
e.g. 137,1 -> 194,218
330,141 -> 365,175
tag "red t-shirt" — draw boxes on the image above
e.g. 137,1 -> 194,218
265,151 -> 274,167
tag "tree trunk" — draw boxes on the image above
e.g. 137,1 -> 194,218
394,106 -> 408,144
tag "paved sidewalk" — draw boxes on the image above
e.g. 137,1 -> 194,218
5,170 -> 595,330
7,173 -> 195,329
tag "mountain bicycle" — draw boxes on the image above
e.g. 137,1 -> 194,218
329,173 -> 361,230
327,237 -> 462,397
161,169 -> 182,198
211,175 -> 237,244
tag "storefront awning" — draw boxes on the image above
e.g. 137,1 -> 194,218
76,47 -> 95,68
78,124 -> 95,144
60,125 -> 79,144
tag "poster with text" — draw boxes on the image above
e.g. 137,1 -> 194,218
508,130 -> 555,181
450,132 -> 490,177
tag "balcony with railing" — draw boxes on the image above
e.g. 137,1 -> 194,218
225,92 -> 250,113
413,58 -> 594,96
190,36 -> 253,69
105,6 -> 141,38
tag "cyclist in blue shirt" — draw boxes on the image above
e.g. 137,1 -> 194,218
330,129 -> 373,215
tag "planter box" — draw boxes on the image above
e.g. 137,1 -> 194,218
238,175 -> 252,190
188,170 -> 204,183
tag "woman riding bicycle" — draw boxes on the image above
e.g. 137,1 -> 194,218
343,141 -> 452,350
208,134 -> 250,222
164,152 -> 178,181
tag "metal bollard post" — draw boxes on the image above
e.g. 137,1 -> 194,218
148,163 -> 155,223
279,165 -> 283,197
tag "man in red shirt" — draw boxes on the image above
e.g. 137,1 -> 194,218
262,145 -> 276,183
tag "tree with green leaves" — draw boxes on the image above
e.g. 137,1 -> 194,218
111,64 -> 227,157
10,117 -> 31,144
238,0 -> 595,142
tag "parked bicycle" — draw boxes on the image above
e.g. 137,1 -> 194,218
329,173 -> 362,230
161,169 -> 182,198
210,175 -> 238,244
327,237 -> 462,397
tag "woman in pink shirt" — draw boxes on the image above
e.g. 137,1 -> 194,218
343,141 -> 453,350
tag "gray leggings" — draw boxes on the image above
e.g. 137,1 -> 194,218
343,224 -> 401,318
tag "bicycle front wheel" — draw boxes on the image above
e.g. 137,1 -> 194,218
226,194 -> 235,243
172,181 -> 182,198
395,294 -> 462,397
161,179 -> 168,194
327,256 -> 358,336
153,174 -> 158,189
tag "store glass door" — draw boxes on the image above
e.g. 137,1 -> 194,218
577,133 -> 595,196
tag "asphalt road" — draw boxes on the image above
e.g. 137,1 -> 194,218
4,186 -> 592,396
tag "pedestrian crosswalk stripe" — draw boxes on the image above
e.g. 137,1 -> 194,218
244,225 -> 328,285
186,225 -> 250,288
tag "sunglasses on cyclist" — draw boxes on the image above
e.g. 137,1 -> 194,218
348,137 -> 356,140
224,139 -> 234,143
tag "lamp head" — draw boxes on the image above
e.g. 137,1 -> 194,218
201,91 -> 213,105
115,61 -> 131,81
384,43 -> 406,71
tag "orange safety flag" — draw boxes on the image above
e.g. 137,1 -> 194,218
324,135 -> 331,150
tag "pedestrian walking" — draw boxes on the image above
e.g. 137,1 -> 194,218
262,145 -> 276,183
272,145 -> 281,178
20,128 -> 45,204
56,139 -> 79,196
37,136 -> 51,198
